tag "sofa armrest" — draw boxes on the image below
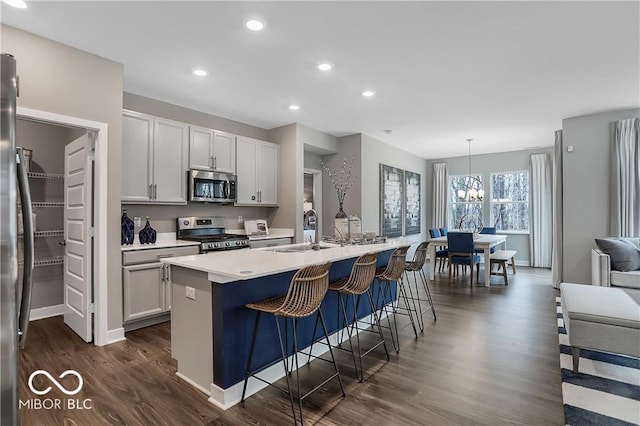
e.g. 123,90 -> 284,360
591,248 -> 611,287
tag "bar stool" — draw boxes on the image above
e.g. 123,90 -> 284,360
404,241 -> 437,332
309,252 -> 390,382
241,262 -> 345,425
374,245 -> 418,352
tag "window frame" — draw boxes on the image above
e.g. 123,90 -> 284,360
489,170 -> 530,233
448,173 -> 484,229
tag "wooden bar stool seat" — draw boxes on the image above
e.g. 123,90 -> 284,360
241,262 -> 345,425
374,245 -> 418,352
309,252 -> 390,382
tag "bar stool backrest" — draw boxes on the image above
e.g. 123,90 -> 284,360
406,241 -> 428,271
277,262 -> 332,318
378,246 -> 410,281
342,252 -> 379,294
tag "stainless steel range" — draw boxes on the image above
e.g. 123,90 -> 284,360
177,216 -> 250,252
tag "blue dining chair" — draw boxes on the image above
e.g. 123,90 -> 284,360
447,232 -> 481,286
439,227 -> 448,236
429,229 -> 448,272
476,227 -> 497,254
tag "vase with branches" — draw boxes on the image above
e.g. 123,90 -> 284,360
320,158 -> 357,238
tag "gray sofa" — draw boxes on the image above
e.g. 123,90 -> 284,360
592,248 -> 640,302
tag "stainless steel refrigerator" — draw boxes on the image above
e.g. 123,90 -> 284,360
1,53 -> 34,425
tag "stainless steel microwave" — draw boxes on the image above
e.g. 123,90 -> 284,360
188,170 -> 236,203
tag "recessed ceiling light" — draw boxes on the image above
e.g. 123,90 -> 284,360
289,105 -> 300,111
2,0 -> 27,8
317,63 -> 333,71
193,69 -> 208,77
362,90 -> 376,97
246,20 -> 265,31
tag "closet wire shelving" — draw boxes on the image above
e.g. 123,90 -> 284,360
21,170 -> 65,268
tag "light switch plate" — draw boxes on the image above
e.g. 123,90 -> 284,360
185,286 -> 196,300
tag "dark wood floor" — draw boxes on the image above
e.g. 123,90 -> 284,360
18,265 -> 564,425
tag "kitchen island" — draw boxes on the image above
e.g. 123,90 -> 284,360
163,241 -> 409,409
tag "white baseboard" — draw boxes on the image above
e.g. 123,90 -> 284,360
176,372 -> 211,396
204,309 -> 388,410
105,327 -> 126,345
29,304 -> 65,321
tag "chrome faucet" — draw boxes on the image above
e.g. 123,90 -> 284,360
327,225 -> 346,247
306,209 -> 321,250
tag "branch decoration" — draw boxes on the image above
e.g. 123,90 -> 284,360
320,158 -> 357,205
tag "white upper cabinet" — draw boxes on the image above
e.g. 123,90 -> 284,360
235,136 -> 278,206
189,126 -> 236,174
122,110 -> 188,204
122,111 -> 153,203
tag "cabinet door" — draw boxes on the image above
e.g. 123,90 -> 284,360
153,118 -> 188,204
258,141 -> 278,205
164,265 -> 172,311
235,136 -> 258,205
189,126 -> 214,170
123,262 -> 165,322
122,111 -> 153,202
212,131 -> 236,174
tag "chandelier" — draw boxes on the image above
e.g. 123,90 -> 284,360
457,138 -> 485,202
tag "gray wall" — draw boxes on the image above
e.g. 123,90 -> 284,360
320,133 -> 428,253
426,147 -> 553,265
322,134 -> 362,234
360,134 -> 428,248
122,93 -> 276,233
268,124 -> 302,241
562,108 -> 640,283
2,24 -> 125,331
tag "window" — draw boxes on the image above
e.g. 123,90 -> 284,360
491,171 -> 529,231
449,175 -> 483,229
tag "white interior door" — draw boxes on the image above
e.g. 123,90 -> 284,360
64,133 -> 93,342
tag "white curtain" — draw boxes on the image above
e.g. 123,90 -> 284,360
530,153 -> 552,268
551,131 -> 563,288
432,163 -> 447,228
611,118 -> 640,237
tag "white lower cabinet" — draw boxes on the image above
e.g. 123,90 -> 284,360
122,245 -> 199,326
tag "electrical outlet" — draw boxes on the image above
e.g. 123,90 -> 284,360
185,286 -> 196,300
237,215 -> 243,223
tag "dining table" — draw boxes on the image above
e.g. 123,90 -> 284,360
426,234 -> 508,287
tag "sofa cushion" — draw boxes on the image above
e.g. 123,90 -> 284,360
611,269 -> 640,289
595,238 -> 640,272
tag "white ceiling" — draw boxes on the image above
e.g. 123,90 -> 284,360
2,1 -> 639,159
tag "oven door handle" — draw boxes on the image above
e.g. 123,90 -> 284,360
224,181 -> 230,200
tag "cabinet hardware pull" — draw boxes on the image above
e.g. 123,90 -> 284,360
148,184 -> 153,199
213,156 -> 217,170
210,156 -> 214,170
153,184 -> 157,200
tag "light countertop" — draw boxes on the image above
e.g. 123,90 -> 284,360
163,239 -> 413,283
121,233 -> 200,252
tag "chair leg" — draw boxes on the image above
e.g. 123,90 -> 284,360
318,309 -> 346,397
419,268 -> 436,321
274,317 -> 297,424
502,261 -> 509,285
448,258 -> 453,282
242,311 -> 262,402
367,289 -> 391,360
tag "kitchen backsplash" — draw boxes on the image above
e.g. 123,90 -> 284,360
121,204 -> 276,233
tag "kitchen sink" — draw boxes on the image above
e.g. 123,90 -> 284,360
269,244 -> 334,253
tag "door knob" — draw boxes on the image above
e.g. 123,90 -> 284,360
59,240 -> 66,246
